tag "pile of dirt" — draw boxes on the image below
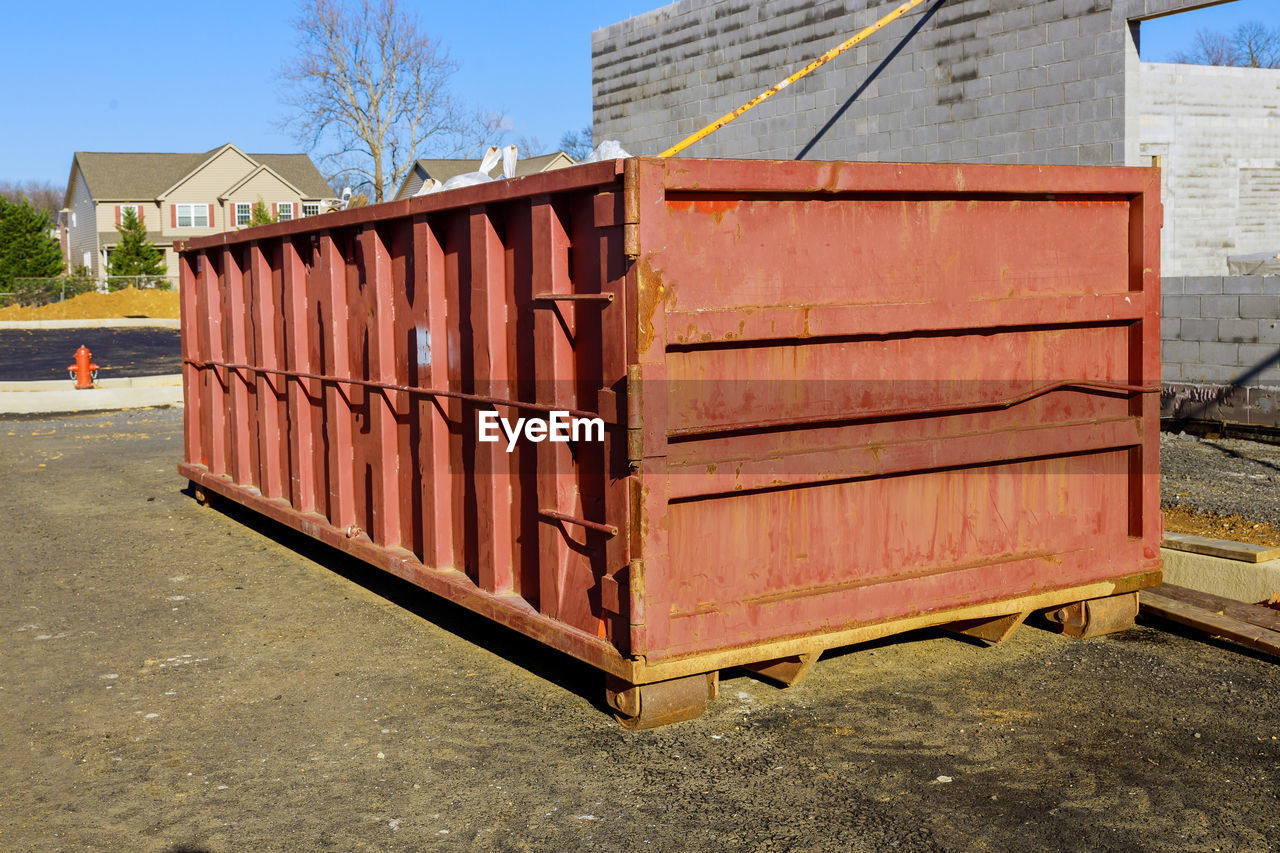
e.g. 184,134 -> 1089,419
0,288 -> 179,321
1162,504 -> 1280,547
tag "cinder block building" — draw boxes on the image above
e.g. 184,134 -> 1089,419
594,0 -> 1280,422
592,0 -> 1279,277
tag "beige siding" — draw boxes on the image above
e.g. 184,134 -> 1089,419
65,168 -> 99,276
227,170 -> 311,227
95,201 -> 162,234
164,146 -> 258,235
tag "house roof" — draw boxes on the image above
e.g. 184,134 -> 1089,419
392,151 -> 577,201
70,146 -> 333,202
404,151 -> 575,187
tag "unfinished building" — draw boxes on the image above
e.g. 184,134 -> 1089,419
592,0 -> 1280,425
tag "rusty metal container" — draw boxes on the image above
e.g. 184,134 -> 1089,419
178,158 -> 1162,728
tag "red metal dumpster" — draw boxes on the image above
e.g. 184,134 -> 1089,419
178,158 -> 1162,728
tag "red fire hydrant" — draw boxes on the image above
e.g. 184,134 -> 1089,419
67,345 -> 99,389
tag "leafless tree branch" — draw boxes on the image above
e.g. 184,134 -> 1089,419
278,0 -> 506,203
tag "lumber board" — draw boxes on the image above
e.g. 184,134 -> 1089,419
1140,584 -> 1280,659
1161,531 -> 1280,564
1147,583 -> 1280,633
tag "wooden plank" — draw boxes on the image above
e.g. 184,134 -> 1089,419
1161,531 -> 1280,564
1140,586 -> 1280,659
1145,583 -> 1280,633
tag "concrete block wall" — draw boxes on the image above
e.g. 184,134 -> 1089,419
1161,276 -> 1280,385
1137,62 -> 1280,277
1162,275 -> 1280,425
592,0 -> 1212,165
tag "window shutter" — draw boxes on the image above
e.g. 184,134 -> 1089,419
115,205 -> 121,226
293,203 -> 298,219
138,207 -> 144,226
207,203 -> 214,227
272,203 -> 278,218
171,205 -> 177,227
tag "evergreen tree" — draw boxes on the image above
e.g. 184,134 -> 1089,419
106,207 -> 166,282
0,197 -> 64,290
249,199 -> 276,227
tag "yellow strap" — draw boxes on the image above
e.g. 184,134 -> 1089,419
659,0 -> 931,158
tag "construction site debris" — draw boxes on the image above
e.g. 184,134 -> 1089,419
0,287 -> 179,321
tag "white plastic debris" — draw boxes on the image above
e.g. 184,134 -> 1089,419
501,144 -> 518,179
413,178 -> 441,197
583,140 -> 632,162
441,146 -> 503,191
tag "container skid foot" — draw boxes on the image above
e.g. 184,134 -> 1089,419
1045,592 -> 1139,639
606,672 -> 718,730
943,611 -> 1031,645
741,651 -> 821,687
191,482 -> 209,507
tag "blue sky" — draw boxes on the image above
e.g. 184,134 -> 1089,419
2,0 -> 1272,187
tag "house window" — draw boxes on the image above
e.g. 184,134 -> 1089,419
276,202 -> 293,222
236,203 -> 252,226
175,203 -> 209,228
302,203 -> 319,218
120,204 -> 139,220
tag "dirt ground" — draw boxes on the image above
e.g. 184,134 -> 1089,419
0,288 -> 179,321
2,409 -> 1278,852
1161,431 -> 1280,545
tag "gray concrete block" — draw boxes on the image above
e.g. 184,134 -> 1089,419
1261,321 -> 1280,344
1164,340 -> 1198,363
1200,342 -> 1240,365
1162,362 -> 1182,382
1224,275 -> 1265,294
1161,317 -> 1180,339
1184,276 -> 1223,294
1239,343 -> 1280,370
1202,295 -> 1240,317
1219,318 -> 1260,343
1240,295 -> 1280,319
1163,295 -> 1200,319
1179,318 -> 1217,342
1162,277 -> 1184,295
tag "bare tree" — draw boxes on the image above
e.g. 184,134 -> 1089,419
1234,21 -> 1280,69
558,125 -> 594,161
0,181 -> 64,217
1172,21 -> 1280,69
280,0 -> 505,203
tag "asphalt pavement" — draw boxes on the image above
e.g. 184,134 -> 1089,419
0,328 -> 180,381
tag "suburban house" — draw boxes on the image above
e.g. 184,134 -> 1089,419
61,144 -> 333,280
393,151 -> 576,200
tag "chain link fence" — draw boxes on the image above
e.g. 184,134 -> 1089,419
0,275 -> 176,308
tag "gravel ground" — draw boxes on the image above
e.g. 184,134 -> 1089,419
2,410 -> 1278,852
0,328 -> 180,382
1161,431 -> 1280,526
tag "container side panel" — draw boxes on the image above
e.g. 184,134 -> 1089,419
505,201 -> 541,605
319,231 -> 356,530
281,237 -> 318,512
359,223 -> 403,547
632,159 -> 1162,660
443,213 -> 473,582
469,206 -> 516,595
223,247 -> 256,486
250,242 -> 288,500
412,216 -> 455,571
662,452 -> 1137,658
179,252 -> 203,469
199,250 -> 228,477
